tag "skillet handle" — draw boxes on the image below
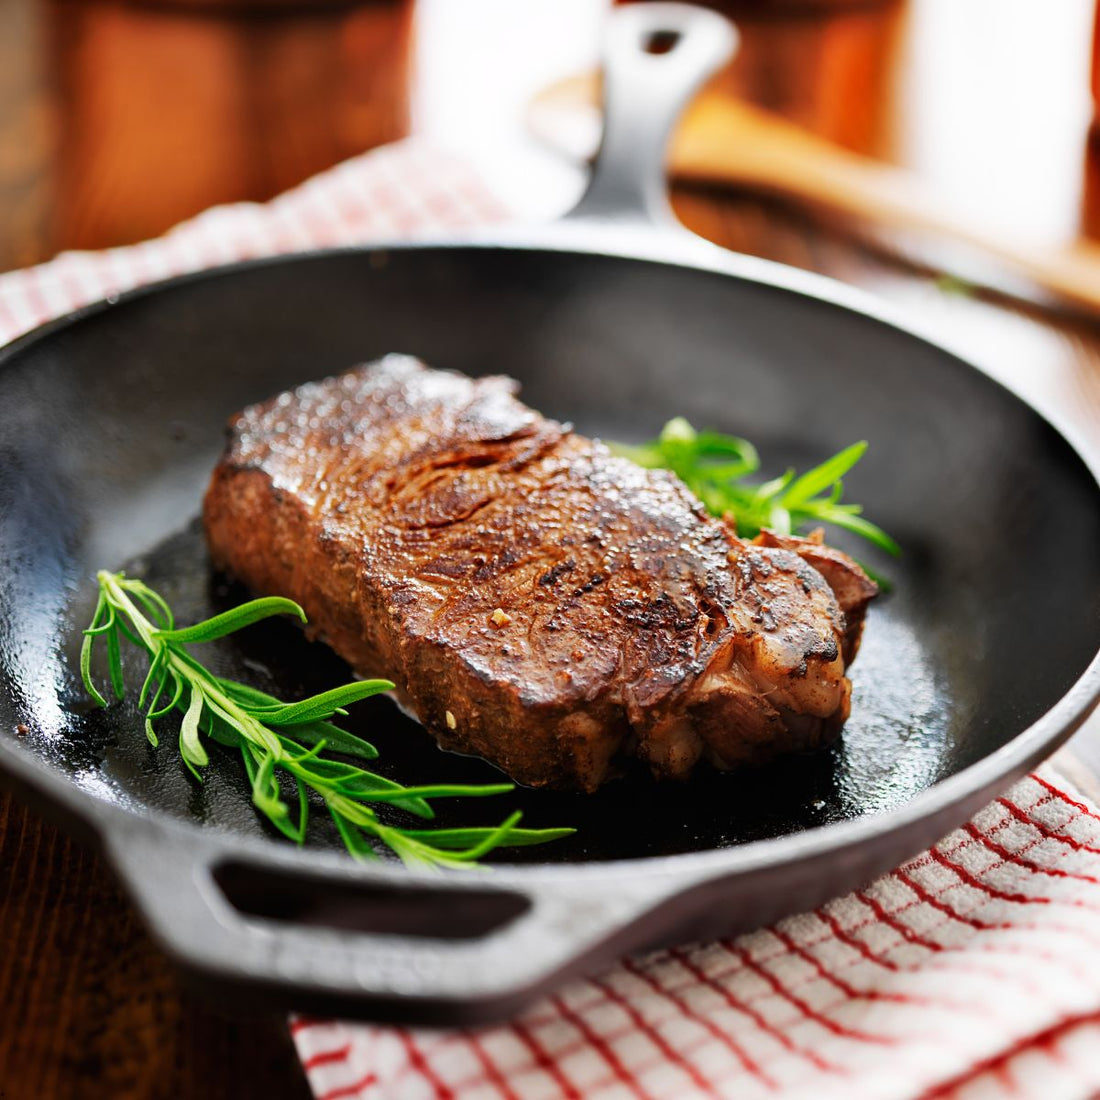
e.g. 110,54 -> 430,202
565,3 -> 737,229
102,819 -> 686,1025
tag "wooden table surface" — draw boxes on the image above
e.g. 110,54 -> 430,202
2,0 -> 1099,1096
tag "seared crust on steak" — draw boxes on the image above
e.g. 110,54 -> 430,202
203,356 -> 877,791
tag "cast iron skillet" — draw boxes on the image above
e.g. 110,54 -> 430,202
2,5 -> 1099,1026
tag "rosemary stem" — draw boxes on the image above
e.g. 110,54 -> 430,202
97,571 -> 159,649
100,570 -> 285,760
81,571 -> 574,865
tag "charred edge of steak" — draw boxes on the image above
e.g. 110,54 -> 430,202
751,528 -> 879,664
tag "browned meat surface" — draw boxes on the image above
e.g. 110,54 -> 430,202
203,356 -> 877,792
752,529 -> 878,664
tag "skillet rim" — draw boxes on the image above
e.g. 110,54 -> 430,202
1,228 -> 1099,890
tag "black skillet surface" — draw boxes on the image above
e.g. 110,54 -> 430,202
1,5 -> 1099,1024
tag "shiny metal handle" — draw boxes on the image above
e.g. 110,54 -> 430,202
566,3 -> 738,228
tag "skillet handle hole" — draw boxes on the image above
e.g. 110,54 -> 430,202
643,29 -> 681,55
212,860 -> 530,940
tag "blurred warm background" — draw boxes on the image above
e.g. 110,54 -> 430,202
0,0 -> 1097,267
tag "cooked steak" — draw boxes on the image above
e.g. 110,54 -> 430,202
203,355 -> 877,792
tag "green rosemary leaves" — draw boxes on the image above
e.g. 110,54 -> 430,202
611,418 -> 899,555
81,571 -> 573,868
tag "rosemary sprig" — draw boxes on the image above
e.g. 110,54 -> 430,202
610,418 -> 900,556
80,570 -> 573,868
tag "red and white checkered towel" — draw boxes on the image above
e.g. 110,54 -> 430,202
291,772 -> 1100,1100
4,140 -> 1100,1100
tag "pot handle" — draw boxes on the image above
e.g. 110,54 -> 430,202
565,3 -> 737,229
102,818 -> 689,1024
